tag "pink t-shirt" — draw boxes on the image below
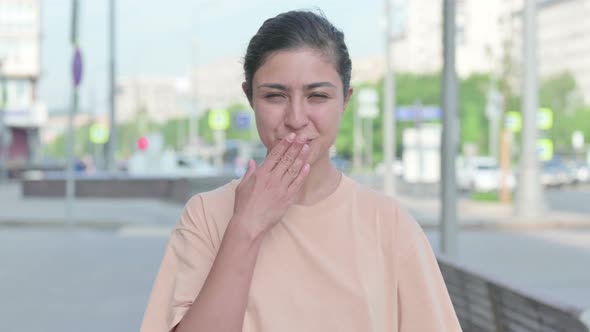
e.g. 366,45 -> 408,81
141,174 -> 462,331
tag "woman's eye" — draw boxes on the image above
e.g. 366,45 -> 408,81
310,94 -> 329,101
266,93 -> 283,98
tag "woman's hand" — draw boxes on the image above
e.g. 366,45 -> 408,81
232,133 -> 311,238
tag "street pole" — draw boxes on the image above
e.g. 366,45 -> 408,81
516,0 -> 544,219
190,41 -> 199,151
415,100 -> 424,189
106,0 -> 117,172
486,85 -> 502,160
441,0 -> 459,257
383,0 -> 396,196
367,118 -> 373,169
0,60 -> 7,184
353,100 -> 362,171
67,0 -> 83,225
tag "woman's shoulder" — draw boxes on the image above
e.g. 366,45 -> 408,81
179,178 -> 240,230
345,175 -> 423,240
345,175 -> 404,214
185,178 -> 240,208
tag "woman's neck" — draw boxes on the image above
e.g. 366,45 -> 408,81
294,155 -> 342,206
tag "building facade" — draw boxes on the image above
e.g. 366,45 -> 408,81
115,76 -> 194,125
0,0 -> 46,164
537,0 -> 590,102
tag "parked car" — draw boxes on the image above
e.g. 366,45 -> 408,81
375,160 -> 404,177
457,156 -> 515,192
566,160 -> 590,183
541,158 -> 575,187
175,155 -> 220,177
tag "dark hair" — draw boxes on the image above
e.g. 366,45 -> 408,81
243,10 -> 352,100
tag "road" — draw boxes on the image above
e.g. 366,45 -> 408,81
357,175 -> 590,215
545,186 -> 590,215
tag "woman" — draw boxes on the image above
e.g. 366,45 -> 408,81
141,10 -> 461,332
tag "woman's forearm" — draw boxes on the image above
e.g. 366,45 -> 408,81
175,216 -> 263,332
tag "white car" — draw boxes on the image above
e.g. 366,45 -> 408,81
175,155 -> 220,177
375,160 -> 404,177
570,161 -> 590,183
457,156 -> 515,192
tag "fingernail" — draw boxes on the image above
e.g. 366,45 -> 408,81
297,134 -> 307,143
287,133 -> 296,142
302,144 -> 309,152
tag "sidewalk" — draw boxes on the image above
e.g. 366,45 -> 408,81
398,194 -> 590,230
1,180 -> 589,230
353,174 -> 590,230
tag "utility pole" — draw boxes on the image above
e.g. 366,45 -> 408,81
353,97 -> 363,171
383,0 -> 396,196
67,0 -> 83,225
106,0 -> 117,172
516,0 -> 544,218
190,40 -> 199,152
0,60 -> 7,183
441,0 -> 459,257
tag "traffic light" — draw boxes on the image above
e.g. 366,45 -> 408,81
138,136 -> 149,151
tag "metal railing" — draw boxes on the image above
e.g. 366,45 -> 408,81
438,255 -> 590,332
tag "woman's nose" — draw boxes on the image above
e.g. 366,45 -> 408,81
284,100 -> 309,130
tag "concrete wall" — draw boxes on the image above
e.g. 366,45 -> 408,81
22,175 -> 237,204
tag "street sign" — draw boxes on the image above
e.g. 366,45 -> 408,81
537,139 -> 553,161
89,123 -> 109,144
485,88 -> 503,120
505,112 -> 522,132
537,108 -> 553,130
396,106 -> 442,122
358,88 -> 379,119
208,109 -> 230,131
505,108 -> 553,132
233,111 -> 251,130
73,48 -> 83,87
572,131 -> 584,150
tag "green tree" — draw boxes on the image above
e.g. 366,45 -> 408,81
340,72 -> 492,166
540,72 -> 586,153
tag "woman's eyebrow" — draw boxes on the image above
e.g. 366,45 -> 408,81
257,83 -> 288,90
304,82 -> 337,90
257,82 -> 336,90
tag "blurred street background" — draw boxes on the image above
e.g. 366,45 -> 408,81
1,0 -> 590,331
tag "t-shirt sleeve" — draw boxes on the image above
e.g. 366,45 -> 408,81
140,194 -> 218,332
395,208 -> 462,332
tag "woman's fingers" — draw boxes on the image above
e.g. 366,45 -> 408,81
261,133 -> 296,172
288,163 -> 310,194
273,134 -> 306,179
233,134 -> 311,235
242,159 -> 256,181
282,143 -> 310,182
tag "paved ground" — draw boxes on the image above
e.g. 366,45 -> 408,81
1,178 -> 589,331
2,179 -> 589,230
0,227 -> 588,332
0,228 -> 168,332
0,182 -> 184,227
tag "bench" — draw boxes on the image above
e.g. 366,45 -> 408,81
437,255 -> 590,332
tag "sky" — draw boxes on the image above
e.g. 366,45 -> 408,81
40,0 -> 386,114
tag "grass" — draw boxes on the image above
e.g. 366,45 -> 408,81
470,191 -> 500,202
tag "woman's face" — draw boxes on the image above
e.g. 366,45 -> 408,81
246,48 -> 352,166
